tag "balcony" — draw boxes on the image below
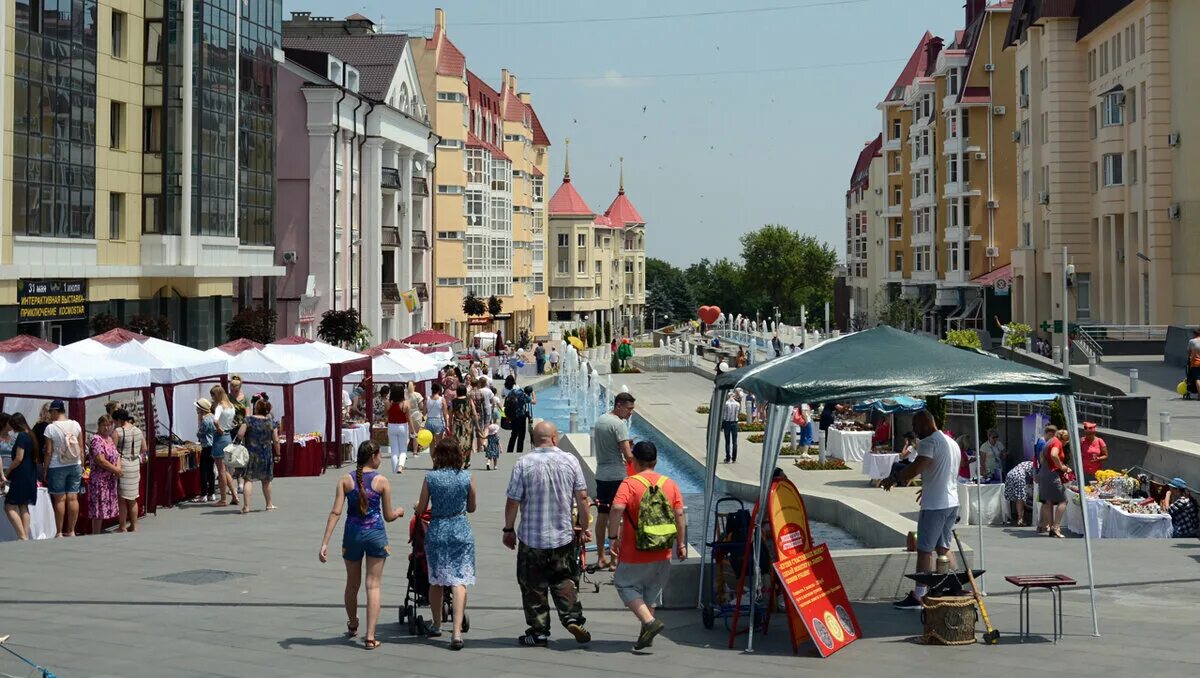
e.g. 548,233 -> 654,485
911,155 -> 932,172
910,230 -> 933,248
412,230 -> 430,250
381,168 -> 401,190
910,193 -> 936,210
884,203 -> 902,218
412,176 -> 429,197
884,137 -> 901,152
885,270 -> 904,281
381,282 -> 401,303
415,282 -> 428,302
944,181 -> 980,198
943,137 -> 964,155
943,225 -> 965,243
912,270 -> 937,282
943,94 -> 960,111
943,270 -> 970,284
382,226 -> 401,247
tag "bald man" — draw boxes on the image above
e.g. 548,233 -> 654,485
504,420 -> 593,647
882,409 -> 961,609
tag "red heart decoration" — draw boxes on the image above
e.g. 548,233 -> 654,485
698,306 -> 721,325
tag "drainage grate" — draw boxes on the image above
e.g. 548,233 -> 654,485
145,569 -> 252,586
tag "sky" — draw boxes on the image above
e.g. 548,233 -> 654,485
283,0 -> 966,268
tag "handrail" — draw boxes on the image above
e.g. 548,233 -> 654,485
1078,325 -> 1168,342
1074,334 -> 1101,360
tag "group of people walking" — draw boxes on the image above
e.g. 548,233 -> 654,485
193,376 -> 278,514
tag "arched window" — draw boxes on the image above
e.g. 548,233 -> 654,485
398,83 -> 409,114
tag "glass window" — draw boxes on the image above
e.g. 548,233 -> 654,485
1129,150 -> 1138,184
1101,92 -> 1124,127
1103,153 -> 1123,186
1075,273 -> 1091,320
108,192 -> 122,239
111,10 -> 123,58
144,106 -> 162,153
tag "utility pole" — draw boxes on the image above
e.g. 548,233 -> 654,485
1062,245 -> 1070,379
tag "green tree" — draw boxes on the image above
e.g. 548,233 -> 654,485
462,291 -> 485,316
684,258 -> 757,317
644,257 -> 695,326
942,329 -> 982,350
317,309 -> 367,349
486,295 -> 503,317
226,307 -> 276,344
739,225 -> 837,319
875,289 -> 923,330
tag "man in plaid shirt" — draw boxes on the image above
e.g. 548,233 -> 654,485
504,421 -> 593,647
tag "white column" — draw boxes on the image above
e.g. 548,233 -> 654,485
307,126 -> 336,318
361,138 -> 385,340
180,0 -> 195,264
399,149 -> 415,337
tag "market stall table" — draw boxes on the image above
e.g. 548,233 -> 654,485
276,435 -> 324,477
1064,489 -> 1172,538
861,452 -> 899,481
0,487 -> 54,541
341,424 -> 371,461
825,427 -> 873,463
956,481 -> 1009,526
1065,489 -> 1105,538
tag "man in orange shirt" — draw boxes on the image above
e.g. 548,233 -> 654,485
607,441 -> 688,650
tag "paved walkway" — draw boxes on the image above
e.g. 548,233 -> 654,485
1083,354 -> 1200,442
2,374 -> 1199,675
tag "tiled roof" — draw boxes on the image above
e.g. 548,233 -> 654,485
959,85 -> 991,104
849,134 -> 883,189
1005,0 -> 1079,47
885,31 -> 935,102
281,33 -> 408,99
548,178 -> 593,217
529,107 -> 551,146
428,26 -> 466,77
502,89 -> 526,122
593,215 -> 613,227
604,191 -> 644,227
530,165 -> 544,178
466,132 -> 510,161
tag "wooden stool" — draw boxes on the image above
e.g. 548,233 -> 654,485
919,595 -> 977,645
1004,574 -> 1076,643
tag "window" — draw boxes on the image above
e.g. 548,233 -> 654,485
557,233 -> 568,247
1019,67 -> 1029,96
111,10 -> 125,58
1113,33 -> 1121,67
110,102 -> 124,149
577,260 -> 585,274
1040,58 -> 1048,90
1090,163 -> 1098,192
1139,17 -> 1146,56
1104,153 -> 1123,186
108,193 -> 123,240
1101,92 -> 1123,127
1021,120 -> 1030,147
144,107 -> 162,153
577,233 -> 586,247
436,185 -> 463,194
1129,150 -> 1138,184
892,154 -> 900,173
1126,25 -> 1135,61
436,91 -> 465,102
894,252 -> 903,272
1089,106 -> 1097,139
894,220 -> 902,238
892,118 -> 901,139
1075,273 -> 1092,320
1127,86 -> 1137,122
893,187 -> 901,207
1041,112 -> 1049,143
1100,42 -> 1108,75
437,139 -> 463,149
948,68 -> 960,96
1088,50 -> 1096,82
594,261 -> 601,275
436,230 -> 464,239
557,259 -> 568,274
1021,222 -> 1032,248
1021,170 -> 1030,200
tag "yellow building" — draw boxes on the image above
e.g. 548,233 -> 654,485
1005,0 -> 1200,330
412,8 -> 551,342
547,149 -> 647,336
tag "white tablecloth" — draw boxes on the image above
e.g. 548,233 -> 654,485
862,453 -> 899,480
957,482 -> 1009,526
342,424 -> 371,451
825,428 -> 873,463
1065,490 -> 1172,538
0,487 -> 55,541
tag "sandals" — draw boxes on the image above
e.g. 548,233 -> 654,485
364,639 -> 381,650
449,637 -> 464,651
424,620 -> 443,638
347,618 -> 359,637
1050,528 -> 1064,538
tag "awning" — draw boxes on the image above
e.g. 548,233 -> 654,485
1099,83 -> 1125,96
972,263 -> 1012,286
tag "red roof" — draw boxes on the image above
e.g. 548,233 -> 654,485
91,328 -> 149,345
530,165 -> 544,178
849,134 -> 883,189
466,132 -> 510,161
972,263 -> 1012,286
885,31 -> 935,101
502,89 -> 525,122
548,178 -> 593,217
429,28 -> 466,77
0,335 -> 58,353
959,86 -> 991,104
216,338 -> 265,354
529,107 -> 550,146
604,190 -> 644,227
367,339 -> 409,354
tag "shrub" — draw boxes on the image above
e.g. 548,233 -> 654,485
696,405 -> 711,414
128,314 -> 172,340
794,458 -> 849,471
738,421 -> 765,432
462,291 -> 486,316
317,308 -> 365,348
227,306 -> 277,345
747,433 -> 764,443
1004,322 -> 1032,349
610,352 -> 620,374
90,312 -> 122,335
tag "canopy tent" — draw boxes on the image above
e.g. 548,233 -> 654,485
67,329 -> 229,441
701,327 -> 1095,650
0,336 -> 159,508
203,339 -> 331,466
349,347 -> 440,385
852,396 -> 926,414
266,337 -> 372,467
402,330 -> 461,346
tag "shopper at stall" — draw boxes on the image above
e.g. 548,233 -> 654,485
319,441 -> 405,650
3,414 -> 39,540
111,409 -> 146,532
194,399 -> 217,502
386,384 -> 411,474
871,415 -> 892,449
1004,460 -> 1036,527
425,383 -> 447,441
86,415 -> 121,535
882,410 -> 961,609
1165,478 -> 1198,538
415,437 -> 477,649
43,400 -> 85,538
372,385 -> 391,426
240,399 -> 278,514
1036,425 -> 1069,538
210,385 -> 239,507
979,429 -> 1006,482
1079,422 -> 1108,481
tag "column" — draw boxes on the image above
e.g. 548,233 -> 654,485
399,149 -> 415,337
381,144 -> 400,341
361,138 -> 385,341
307,126 -> 337,319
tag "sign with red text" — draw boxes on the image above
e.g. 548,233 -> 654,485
773,544 -> 862,658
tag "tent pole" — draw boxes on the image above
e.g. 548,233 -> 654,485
746,403 -> 788,653
697,387 -> 727,610
973,396 -> 985,593
1063,394 -> 1100,636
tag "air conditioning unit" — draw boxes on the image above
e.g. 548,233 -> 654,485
985,246 -> 1000,258
986,199 -> 999,209
1038,192 -> 1051,205
1115,92 -> 1126,106
984,63 -> 996,72
1012,130 -> 1022,143
1168,203 -> 1182,220
975,152 -> 987,161
992,105 -> 1006,116
1168,132 -> 1181,147
875,209 -> 882,216
282,251 -> 298,263
1018,94 -> 1030,108
875,187 -> 883,195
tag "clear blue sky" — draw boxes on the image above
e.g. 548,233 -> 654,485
283,0 -> 966,267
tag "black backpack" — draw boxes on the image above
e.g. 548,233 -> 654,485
505,390 -> 526,420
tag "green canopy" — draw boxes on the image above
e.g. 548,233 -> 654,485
715,326 -> 1072,405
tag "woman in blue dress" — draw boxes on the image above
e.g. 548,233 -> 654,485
415,437 -> 476,650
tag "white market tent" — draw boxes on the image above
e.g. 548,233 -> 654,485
349,347 -> 440,385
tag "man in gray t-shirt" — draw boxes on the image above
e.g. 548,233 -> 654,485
592,392 -> 635,568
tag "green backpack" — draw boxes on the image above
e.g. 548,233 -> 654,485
631,475 -> 678,551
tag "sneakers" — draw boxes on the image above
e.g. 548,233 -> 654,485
893,592 -> 923,610
566,622 -> 591,644
517,632 -> 549,647
634,619 -> 665,650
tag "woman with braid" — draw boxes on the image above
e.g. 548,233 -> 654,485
319,441 -> 405,650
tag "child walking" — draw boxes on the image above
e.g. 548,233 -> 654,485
483,423 -> 500,471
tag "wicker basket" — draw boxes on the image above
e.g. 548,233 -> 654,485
919,595 -> 977,645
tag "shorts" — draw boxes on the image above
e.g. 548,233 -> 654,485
342,529 -> 390,562
595,479 -> 622,513
426,417 -> 446,435
212,434 -> 232,460
1189,366 -> 1200,389
613,559 -> 671,606
47,465 -> 83,495
916,506 -> 959,553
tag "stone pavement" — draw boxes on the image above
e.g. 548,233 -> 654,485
1083,354 -> 1200,442
2,384 -> 1199,676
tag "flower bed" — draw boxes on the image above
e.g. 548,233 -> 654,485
738,421 -> 764,432
696,405 -> 711,414
793,458 -> 849,471
747,433 -> 764,443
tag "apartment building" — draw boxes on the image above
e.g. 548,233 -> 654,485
844,135 -> 885,324
278,13 -> 436,341
1,0 -> 283,346
1005,0 -> 1200,330
547,151 -> 647,335
876,0 -> 1017,335
411,8 -> 551,342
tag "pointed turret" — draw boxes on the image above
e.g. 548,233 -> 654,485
603,157 -> 644,227
547,138 -> 593,216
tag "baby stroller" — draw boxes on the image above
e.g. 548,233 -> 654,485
398,511 -> 470,635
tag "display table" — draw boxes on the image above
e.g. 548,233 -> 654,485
825,428 -> 873,463
0,487 -> 55,541
862,453 -> 899,481
1064,490 -> 1172,538
277,436 -> 324,477
342,424 -> 371,458
957,482 -> 1009,526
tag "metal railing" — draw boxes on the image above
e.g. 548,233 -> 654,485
1078,325 -> 1168,342
1073,336 -> 1100,360
945,394 -> 1113,429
